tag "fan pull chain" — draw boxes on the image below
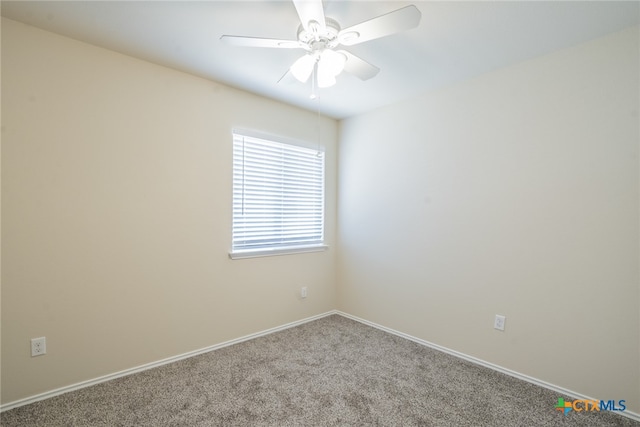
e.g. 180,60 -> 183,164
316,89 -> 321,156
310,61 -> 318,99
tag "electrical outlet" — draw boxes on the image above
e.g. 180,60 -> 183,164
494,315 -> 506,331
301,286 -> 308,299
31,337 -> 46,357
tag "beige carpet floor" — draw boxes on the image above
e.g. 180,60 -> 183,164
1,314 -> 637,426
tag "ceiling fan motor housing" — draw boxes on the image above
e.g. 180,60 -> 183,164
297,17 -> 341,51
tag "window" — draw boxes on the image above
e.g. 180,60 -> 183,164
230,129 -> 326,259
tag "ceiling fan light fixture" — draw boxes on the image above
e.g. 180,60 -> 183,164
320,49 -> 347,76
290,53 -> 316,83
317,50 -> 346,88
317,67 -> 337,88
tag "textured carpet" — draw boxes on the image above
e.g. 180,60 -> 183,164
1,314 -> 637,426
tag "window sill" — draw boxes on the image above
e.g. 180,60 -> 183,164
229,245 -> 328,260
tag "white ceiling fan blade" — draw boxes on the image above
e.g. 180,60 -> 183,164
338,50 -> 380,81
338,5 -> 421,46
220,35 -> 301,49
292,0 -> 326,32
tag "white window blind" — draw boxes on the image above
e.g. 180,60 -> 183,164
231,130 -> 325,258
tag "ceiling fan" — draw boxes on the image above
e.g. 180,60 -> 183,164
220,0 -> 421,95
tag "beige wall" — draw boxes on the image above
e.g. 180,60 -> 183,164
2,14 -> 639,414
1,18 -> 337,404
338,26 -> 640,412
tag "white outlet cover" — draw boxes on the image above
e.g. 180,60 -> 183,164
31,337 -> 47,357
494,315 -> 506,331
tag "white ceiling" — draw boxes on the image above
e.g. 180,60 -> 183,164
2,1 -> 638,119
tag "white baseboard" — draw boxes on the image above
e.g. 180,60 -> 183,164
0,310 -> 338,413
336,310 -> 640,423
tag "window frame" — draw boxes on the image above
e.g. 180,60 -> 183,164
229,128 -> 328,260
